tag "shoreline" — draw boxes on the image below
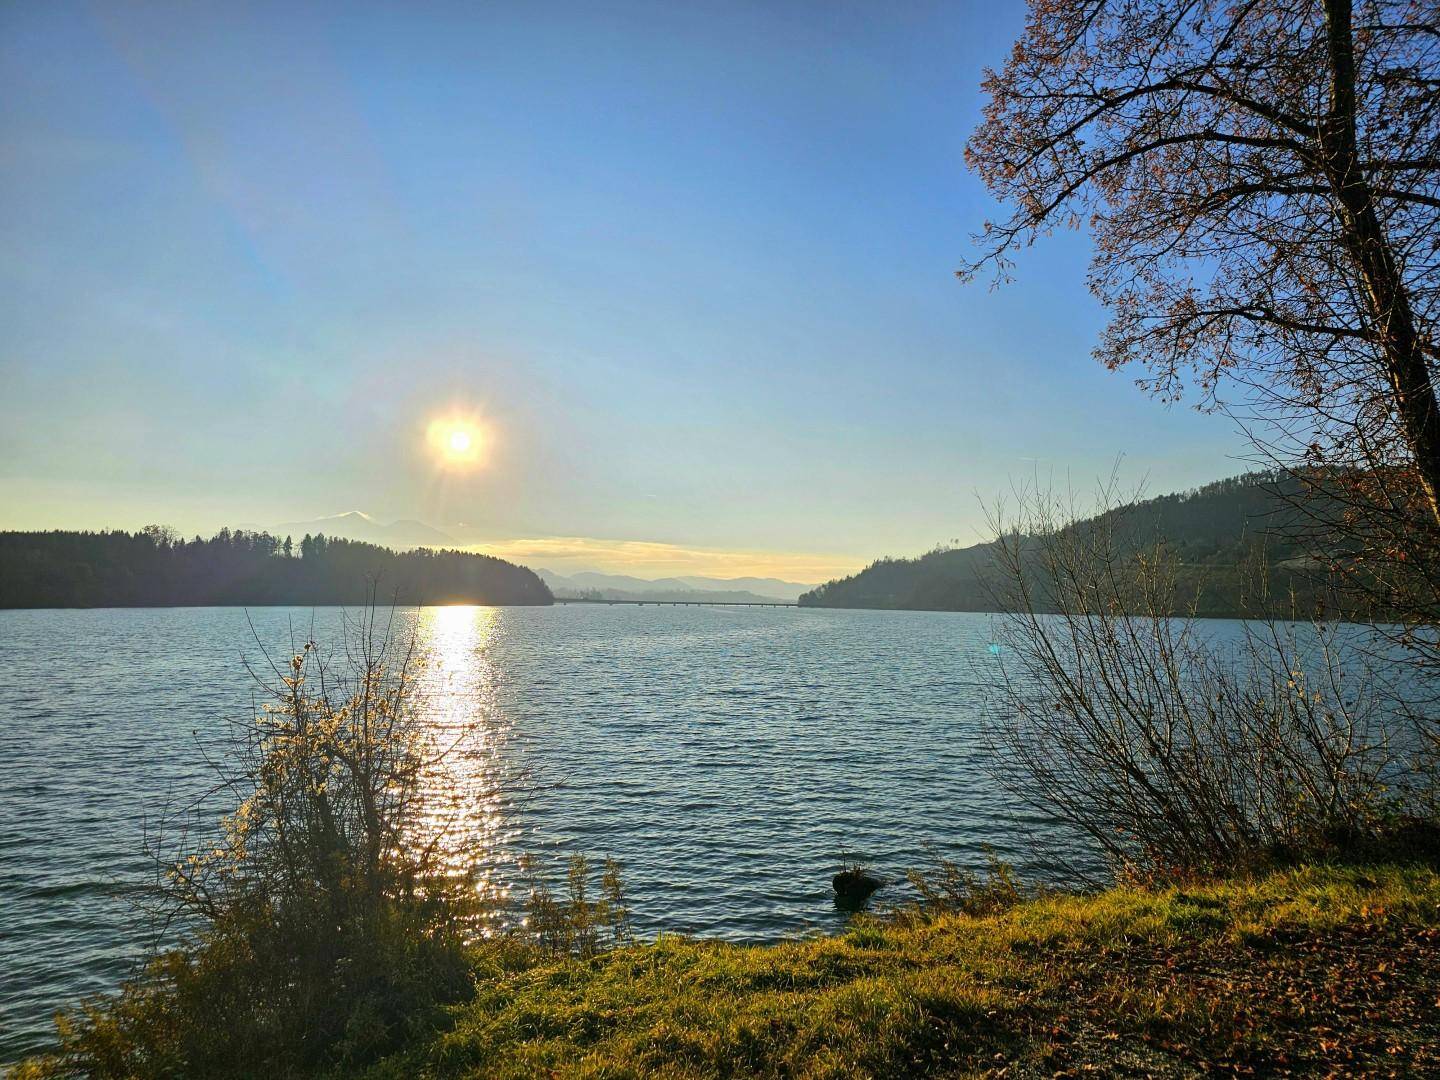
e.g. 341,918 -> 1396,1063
19,861 -> 1435,1077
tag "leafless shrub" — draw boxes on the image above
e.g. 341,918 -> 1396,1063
519,853 -> 634,958
984,479 -> 1416,881
903,846 -> 1027,919
36,605 -> 492,1077
26,600 -> 638,1079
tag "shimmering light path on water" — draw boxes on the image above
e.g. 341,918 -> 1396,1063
1,604 -> 1083,1062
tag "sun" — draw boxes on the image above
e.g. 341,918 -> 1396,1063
426,415 -> 487,469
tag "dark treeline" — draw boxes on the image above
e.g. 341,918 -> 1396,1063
0,527 -> 553,608
800,472 -> 1351,617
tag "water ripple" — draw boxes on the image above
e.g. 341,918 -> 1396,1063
0,604 -> 1095,1063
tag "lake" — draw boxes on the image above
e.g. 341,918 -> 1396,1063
0,604 -> 1093,1062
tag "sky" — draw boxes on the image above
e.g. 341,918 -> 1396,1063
0,1 -> 1254,582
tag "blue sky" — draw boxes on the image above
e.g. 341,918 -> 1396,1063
0,1 -> 1251,580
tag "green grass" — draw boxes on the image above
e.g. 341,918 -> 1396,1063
352,864 -> 1440,1078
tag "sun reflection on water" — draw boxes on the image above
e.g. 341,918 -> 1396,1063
412,605 -> 520,924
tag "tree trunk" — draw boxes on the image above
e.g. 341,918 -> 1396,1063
1321,0 -> 1440,527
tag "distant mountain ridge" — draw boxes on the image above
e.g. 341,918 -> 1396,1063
273,512 -> 455,549
798,472 -> 1337,617
538,569 -> 813,603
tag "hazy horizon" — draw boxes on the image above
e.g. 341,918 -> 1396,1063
1,1 -> 1254,579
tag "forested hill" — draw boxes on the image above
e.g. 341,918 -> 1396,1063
798,472 -> 1335,617
0,529 -> 553,608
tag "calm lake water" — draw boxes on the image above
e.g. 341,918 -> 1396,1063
0,604 -> 1095,1062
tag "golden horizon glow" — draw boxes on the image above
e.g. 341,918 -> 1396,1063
426,414 -> 487,469
461,535 -> 868,582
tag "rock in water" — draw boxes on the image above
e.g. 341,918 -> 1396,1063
832,866 -> 883,910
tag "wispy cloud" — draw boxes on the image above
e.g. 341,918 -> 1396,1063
462,536 -> 864,583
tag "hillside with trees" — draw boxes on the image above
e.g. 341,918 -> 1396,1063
799,472 -> 1344,617
0,528 -> 552,608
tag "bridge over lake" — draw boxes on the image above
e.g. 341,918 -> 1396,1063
554,597 -> 798,608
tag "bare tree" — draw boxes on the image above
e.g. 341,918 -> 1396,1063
964,0 -> 1440,525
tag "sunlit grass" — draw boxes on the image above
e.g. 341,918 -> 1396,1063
352,862 -> 1440,1078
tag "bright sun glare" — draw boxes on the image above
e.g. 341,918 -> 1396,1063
427,416 -> 486,468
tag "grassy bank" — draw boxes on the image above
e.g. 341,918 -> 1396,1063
340,863 -> 1440,1079
15,862 -> 1440,1077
